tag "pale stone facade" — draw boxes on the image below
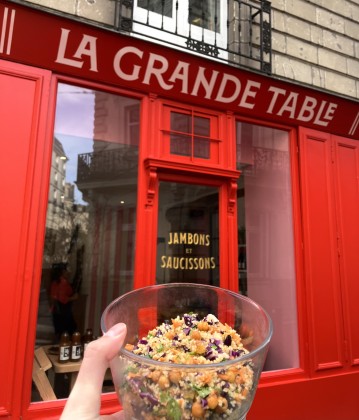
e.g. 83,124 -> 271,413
13,0 -> 359,100
271,0 -> 359,99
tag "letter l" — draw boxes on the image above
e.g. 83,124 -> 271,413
55,28 -> 83,68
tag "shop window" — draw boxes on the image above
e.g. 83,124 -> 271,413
236,122 -> 299,372
162,107 -> 220,163
156,182 -> 219,286
32,84 -> 140,401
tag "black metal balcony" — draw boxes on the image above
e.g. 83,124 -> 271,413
115,0 -> 272,74
77,148 -> 138,184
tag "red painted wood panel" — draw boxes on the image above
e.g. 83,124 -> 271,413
299,128 -> 345,372
248,371 -> 359,420
334,137 -> 359,366
0,60 -> 51,417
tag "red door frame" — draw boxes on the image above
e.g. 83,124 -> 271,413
133,166 -> 241,291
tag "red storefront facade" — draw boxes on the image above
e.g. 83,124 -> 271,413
1,2 -> 359,419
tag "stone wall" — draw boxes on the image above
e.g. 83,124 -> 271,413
271,0 -> 359,99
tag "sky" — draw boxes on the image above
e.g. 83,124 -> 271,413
54,83 -> 95,203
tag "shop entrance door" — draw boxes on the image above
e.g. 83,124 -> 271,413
156,180 -> 220,286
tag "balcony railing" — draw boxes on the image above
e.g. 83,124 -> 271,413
77,148 -> 138,184
115,0 -> 272,74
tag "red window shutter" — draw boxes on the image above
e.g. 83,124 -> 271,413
334,136 -> 359,367
299,128 -> 345,373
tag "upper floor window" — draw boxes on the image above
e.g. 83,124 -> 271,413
138,0 -> 220,31
138,0 -> 173,17
189,0 -> 220,32
133,0 -> 228,54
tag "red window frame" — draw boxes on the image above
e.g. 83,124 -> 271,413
160,103 -> 222,166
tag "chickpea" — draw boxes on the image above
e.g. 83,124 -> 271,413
124,343 -> 134,351
191,330 -> 201,340
171,318 -> 182,328
169,370 -> 181,384
195,342 -> 206,354
158,375 -> 170,389
198,321 -> 210,331
191,401 -> 205,418
226,371 -> 236,383
149,370 -> 161,382
215,396 -> 228,413
235,371 -> 245,385
207,394 -> 218,409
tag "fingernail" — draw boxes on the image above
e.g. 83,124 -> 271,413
105,323 -> 126,337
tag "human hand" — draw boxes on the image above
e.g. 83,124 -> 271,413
60,323 -> 127,420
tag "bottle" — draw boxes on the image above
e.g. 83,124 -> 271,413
71,331 -> 82,361
83,328 -> 93,353
58,332 -> 71,363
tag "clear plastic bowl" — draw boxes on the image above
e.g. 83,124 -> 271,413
101,283 -> 272,420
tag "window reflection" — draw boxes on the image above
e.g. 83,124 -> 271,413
138,0 -> 173,17
33,84 -> 140,401
236,122 -> 299,371
189,0 -> 220,32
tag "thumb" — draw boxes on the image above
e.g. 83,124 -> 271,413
61,323 -> 127,419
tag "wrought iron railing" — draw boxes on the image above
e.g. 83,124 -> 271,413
115,0 -> 272,74
77,148 -> 138,183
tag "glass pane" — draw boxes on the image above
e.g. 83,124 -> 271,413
33,84 -> 140,401
171,111 -> 191,133
189,0 -> 220,32
170,134 -> 191,156
193,137 -> 210,159
194,116 -> 210,136
156,182 -> 219,286
138,0 -> 173,17
236,122 -> 299,372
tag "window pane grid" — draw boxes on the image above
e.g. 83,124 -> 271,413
168,111 -> 214,160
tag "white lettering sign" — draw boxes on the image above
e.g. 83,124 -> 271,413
267,87 -> 338,127
55,29 -> 339,128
